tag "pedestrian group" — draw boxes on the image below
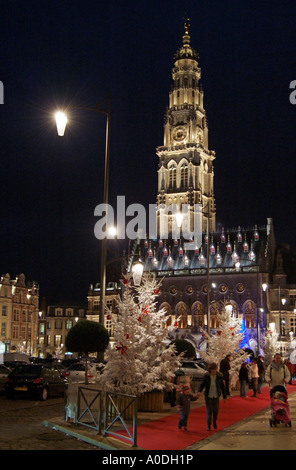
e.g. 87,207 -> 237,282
176,352 -> 294,432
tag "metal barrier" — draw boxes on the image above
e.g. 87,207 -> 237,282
104,392 -> 138,447
64,385 -> 138,447
76,386 -> 103,433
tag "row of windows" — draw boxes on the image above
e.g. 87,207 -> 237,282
168,165 -> 188,189
12,311 -> 33,322
39,335 -> 63,347
51,308 -> 85,317
11,325 -> 32,340
175,77 -> 197,88
1,305 -> 35,318
46,320 -> 74,330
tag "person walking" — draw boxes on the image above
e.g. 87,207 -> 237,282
249,359 -> 259,397
284,359 -> 295,385
197,362 -> 227,431
257,355 -> 265,394
220,354 -> 232,396
239,363 -> 249,397
177,385 -> 197,431
265,353 -> 291,395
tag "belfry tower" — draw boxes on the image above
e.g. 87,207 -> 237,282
157,19 -> 216,238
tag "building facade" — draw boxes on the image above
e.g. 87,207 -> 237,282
0,273 -> 39,355
37,302 -> 86,358
87,282 -> 121,342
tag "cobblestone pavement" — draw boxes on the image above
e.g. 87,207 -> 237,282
0,394 -> 99,450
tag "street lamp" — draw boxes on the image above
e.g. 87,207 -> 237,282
132,259 -> 144,286
55,101 -> 110,326
281,297 -> 287,340
55,111 -> 68,136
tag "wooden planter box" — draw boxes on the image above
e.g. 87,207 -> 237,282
138,390 -> 164,412
108,395 -> 136,420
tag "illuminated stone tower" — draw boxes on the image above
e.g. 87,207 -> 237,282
157,19 -> 216,239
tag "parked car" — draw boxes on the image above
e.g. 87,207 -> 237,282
61,362 -> 100,384
31,360 -> 66,377
0,365 -> 12,392
5,364 -> 66,400
4,361 -> 29,370
175,361 -> 207,380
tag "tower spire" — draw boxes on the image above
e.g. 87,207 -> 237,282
156,19 -> 216,236
182,16 -> 191,47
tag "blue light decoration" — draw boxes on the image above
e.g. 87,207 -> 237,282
240,318 -> 250,350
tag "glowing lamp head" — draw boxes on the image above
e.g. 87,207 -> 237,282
55,111 -> 68,136
132,261 -> 144,286
108,226 -> 117,239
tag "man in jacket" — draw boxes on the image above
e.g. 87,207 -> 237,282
265,353 -> 291,394
220,354 -> 232,396
197,363 -> 227,431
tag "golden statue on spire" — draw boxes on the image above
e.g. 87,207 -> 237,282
183,15 -> 191,46
184,15 -> 191,34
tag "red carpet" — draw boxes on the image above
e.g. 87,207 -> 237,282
125,385 -> 294,450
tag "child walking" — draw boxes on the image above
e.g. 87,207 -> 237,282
177,384 -> 197,431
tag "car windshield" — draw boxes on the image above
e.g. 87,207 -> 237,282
10,365 -> 43,378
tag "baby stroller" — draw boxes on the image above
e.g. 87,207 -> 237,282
269,385 -> 291,427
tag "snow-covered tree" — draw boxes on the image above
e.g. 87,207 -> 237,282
198,302 -> 250,387
263,327 -> 279,366
100,274 -> 181,396
54,346 -> 64,360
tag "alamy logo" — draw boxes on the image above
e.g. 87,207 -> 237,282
0,82 -> 3,104
289,80 -> 296,104
94,196 -> 203,249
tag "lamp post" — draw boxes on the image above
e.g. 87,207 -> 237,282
55,101 -> 110,326
281,297 -> 287,345
277,284 -> 286,353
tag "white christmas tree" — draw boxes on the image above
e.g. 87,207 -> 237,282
100,273 -> 180,396
54,346 -> 64,360
263,326 -> 279,366
198,303 -> 250,387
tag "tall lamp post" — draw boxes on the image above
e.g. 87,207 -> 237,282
279,294 -> 287,352
55,102 -> 110,326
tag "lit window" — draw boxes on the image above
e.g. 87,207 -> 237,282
169,165 -> 177,189
180,164 -> 188,188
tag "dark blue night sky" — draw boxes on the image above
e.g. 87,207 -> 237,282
0,1 -> 295,304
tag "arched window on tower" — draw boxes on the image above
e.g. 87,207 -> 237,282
168,164 -> 177,189
180,163 -> 188,189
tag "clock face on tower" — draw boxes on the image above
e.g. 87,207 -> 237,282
173,126 -> 187,142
